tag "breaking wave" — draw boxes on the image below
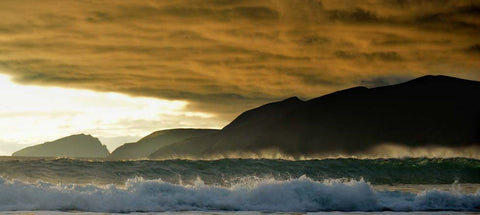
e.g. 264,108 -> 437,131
0,176 -> 478,212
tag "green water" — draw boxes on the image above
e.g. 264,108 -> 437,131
0,157 -> 478,185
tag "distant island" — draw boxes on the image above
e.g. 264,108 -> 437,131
12,134 -> 109,158
12,75 -> 480,159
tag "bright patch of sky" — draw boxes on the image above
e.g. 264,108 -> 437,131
0,74 -> 221,155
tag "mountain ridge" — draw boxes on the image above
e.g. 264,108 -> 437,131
149,75 -> 480,159
108,128 -> 219,160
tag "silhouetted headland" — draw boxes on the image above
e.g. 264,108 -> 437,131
109,129 -> 219,160
149,75 -> 480,159
12,134 -> 109,158
10,75 -> 480,159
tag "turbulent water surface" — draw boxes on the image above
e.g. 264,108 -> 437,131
0,157 -> 479,213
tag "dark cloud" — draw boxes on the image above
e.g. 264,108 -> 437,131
334,51 -> 402,61
466,44 -> 480,54
86,11 -> 114,23
227,6 -> 280,20
373,38 -> 413,46
0,0 -> 479,123
328,8 -> 382,23
411,4 -> 480,31
298,35 -> 330,45
293,73 -> 343,86
359,75 -> 414,88
456,4 -> 480,15
272,67 -> 343,86
117,5 -> 279,21
124,85 -> 277,119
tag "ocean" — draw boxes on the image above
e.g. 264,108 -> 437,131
0,157 -> 479,214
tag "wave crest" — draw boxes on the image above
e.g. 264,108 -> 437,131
0,176 -> 479,212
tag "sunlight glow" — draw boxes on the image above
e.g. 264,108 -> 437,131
0,74 -> 217,154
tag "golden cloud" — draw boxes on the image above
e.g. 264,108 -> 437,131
0,0 -> 479,121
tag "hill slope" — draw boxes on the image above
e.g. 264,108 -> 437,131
109,129 -> 219,160
150,75 -> 480,159
12,134 -> 109,158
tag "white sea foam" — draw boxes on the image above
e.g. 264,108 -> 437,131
0,176 -> 478,212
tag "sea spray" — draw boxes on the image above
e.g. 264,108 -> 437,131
0,176 -> 479,212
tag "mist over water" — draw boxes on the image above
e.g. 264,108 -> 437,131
147,145 -> 480,160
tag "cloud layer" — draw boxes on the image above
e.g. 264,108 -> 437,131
0,0 -> 479,121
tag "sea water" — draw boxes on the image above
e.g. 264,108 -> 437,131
0,157 -> 478,214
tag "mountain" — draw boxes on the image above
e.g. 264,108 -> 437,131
12,134 -> 109,158
108,129 -> 219,160
149,75 -> 480,159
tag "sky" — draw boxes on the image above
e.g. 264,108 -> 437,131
0,74 -> 220,154
0,0 -> 479,154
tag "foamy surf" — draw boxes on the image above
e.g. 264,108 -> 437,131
0,176 -> 478,213
4,212 -> 480,215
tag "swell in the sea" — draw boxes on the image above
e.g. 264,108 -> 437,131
0,176 -> 479,212
0,158 -> 479,186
